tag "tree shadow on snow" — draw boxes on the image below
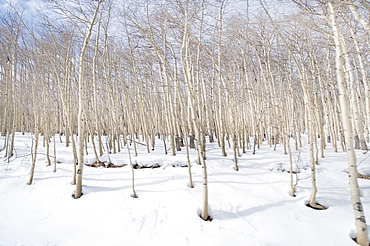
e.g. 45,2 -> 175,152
212,198 -> 300,220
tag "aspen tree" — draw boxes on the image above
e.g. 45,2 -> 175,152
127,136 -> 138,198
92,17 -> 103,159
39,55 -> 52,167
28,127 -> 39,185
53,134 -> 57,172
8,37 -> 18,159
350,27 -> 370,146
153,17 -> 176,157
318,44 -> 339,152
340,35 -> 367,151
215,0 -> 228,157
328,1 -> 369,244
238,25 -> 256,153
75,0 -> 103,199
35,16 -> 80,183
347,2 -> 370,35
287,103 -> 297,197
123,13 -> 152,154
190,0 -> 215,148
184,133 -> 194,188
27,57 -> 41,185
259,1 -> 324,208
180,0 -> 210,220
308,44 -> 327,158
1,12 -> 21,159
324,43 -> 343,153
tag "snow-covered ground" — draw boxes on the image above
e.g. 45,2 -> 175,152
1,133 -> 369,246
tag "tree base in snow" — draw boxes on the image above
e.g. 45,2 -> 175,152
306,202 -> 327,210
200,215 -> 213,221
130,193 -> 138,198
351,237 -> 370,246
71,192 -> 83,199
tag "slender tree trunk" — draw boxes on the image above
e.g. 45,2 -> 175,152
233,134 -> 239,171
45,136 -> 51,166
287,135 -> 296,197
127,137 -> 137,198
352,30 -> 370,146
185,135 -> 194,188
341,35 -> 366,151
70,133 -> 77,185
328,3 -> 369,245
75,0 -> 102,199
28,130 -> 39,185
180,1 -> 209,220
53,134 -> 57,173
308,124 -> 321,208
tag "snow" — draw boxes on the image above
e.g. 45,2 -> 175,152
1,133 -> 369,245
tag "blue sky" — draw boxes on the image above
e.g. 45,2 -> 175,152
0,0 -> 45,16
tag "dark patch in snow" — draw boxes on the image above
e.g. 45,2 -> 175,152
133,163 -> 161,169
170,163 -> 188,167
85,161 -> 127,168
269,162 -> 285,172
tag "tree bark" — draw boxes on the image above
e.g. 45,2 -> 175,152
328,2 -> 369,245
75,0 -> 102,199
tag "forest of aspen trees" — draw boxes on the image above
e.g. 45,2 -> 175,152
1,0 -> 370,245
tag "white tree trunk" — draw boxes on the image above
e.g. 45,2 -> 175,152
328,2 -> 369,245
75,0 -> 102,199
